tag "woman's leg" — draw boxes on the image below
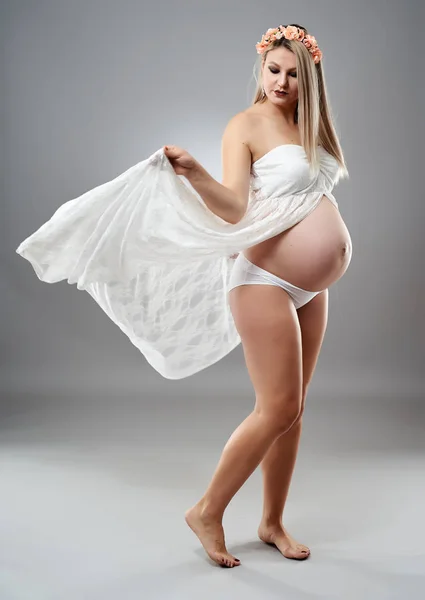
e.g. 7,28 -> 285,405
258,290 -> 329,559
185,284 -> 303,567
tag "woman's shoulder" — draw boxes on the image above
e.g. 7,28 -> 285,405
226,105 -> 266,127
239,104 -> 267,124
223,106 -> 265,156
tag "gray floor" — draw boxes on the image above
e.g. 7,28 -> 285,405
0,391 -> 424,600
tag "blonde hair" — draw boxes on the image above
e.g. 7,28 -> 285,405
252,23 -> 349,182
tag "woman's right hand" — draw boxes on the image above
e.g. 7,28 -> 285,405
163,145 -> 198,178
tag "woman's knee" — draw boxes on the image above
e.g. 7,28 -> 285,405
255,394 -> 302,434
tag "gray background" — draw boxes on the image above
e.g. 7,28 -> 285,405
1,1 -> 424,599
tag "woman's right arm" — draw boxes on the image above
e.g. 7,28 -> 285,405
186,113 -> 252,225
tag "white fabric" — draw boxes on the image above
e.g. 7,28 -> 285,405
16,144 -> 341,379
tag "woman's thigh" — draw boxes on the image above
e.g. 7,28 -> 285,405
297,289 -> 329,408
228,284 -> 303,416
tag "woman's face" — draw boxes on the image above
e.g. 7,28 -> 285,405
261,47 -> 299,106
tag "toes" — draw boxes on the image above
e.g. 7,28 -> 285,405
218,554 -> 240,567
283,546 -> 310,560
294,548 -> 310,559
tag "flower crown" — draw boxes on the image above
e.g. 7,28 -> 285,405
256,25 -> 322,64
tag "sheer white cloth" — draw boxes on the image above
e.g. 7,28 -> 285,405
16,144 -> 341,379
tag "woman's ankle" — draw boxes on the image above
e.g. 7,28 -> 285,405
259,514 -> 283,528
197,496 -> 225,521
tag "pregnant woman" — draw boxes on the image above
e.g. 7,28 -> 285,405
16,22 -> 352,570
165,24 -> 353,567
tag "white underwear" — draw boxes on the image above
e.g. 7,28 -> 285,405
228,253 -> 323,309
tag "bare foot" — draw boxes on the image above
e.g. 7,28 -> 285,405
258,523 -> 310,560
185,503 -> 241,568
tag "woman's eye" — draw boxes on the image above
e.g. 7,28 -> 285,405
269,68 -> 297,77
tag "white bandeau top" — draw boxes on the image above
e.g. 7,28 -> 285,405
16,144 -> 341,379
250,143 -> 339,208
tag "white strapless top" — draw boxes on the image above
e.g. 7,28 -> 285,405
250,144 -> 339,206
16,144 -> 341,379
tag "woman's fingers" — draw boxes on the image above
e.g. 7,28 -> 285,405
164,145 -> 181,157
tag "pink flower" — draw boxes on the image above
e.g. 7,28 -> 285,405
256,43 -> 268,54
303,34 -> 317,49
283,25 -> 300,40
312,48 -> 322,63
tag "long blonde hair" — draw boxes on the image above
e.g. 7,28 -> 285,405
252,23 -> 349,182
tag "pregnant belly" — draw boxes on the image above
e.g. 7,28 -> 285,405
243,196 -> 353,292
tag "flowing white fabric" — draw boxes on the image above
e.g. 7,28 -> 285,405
16,144 -> 341,379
